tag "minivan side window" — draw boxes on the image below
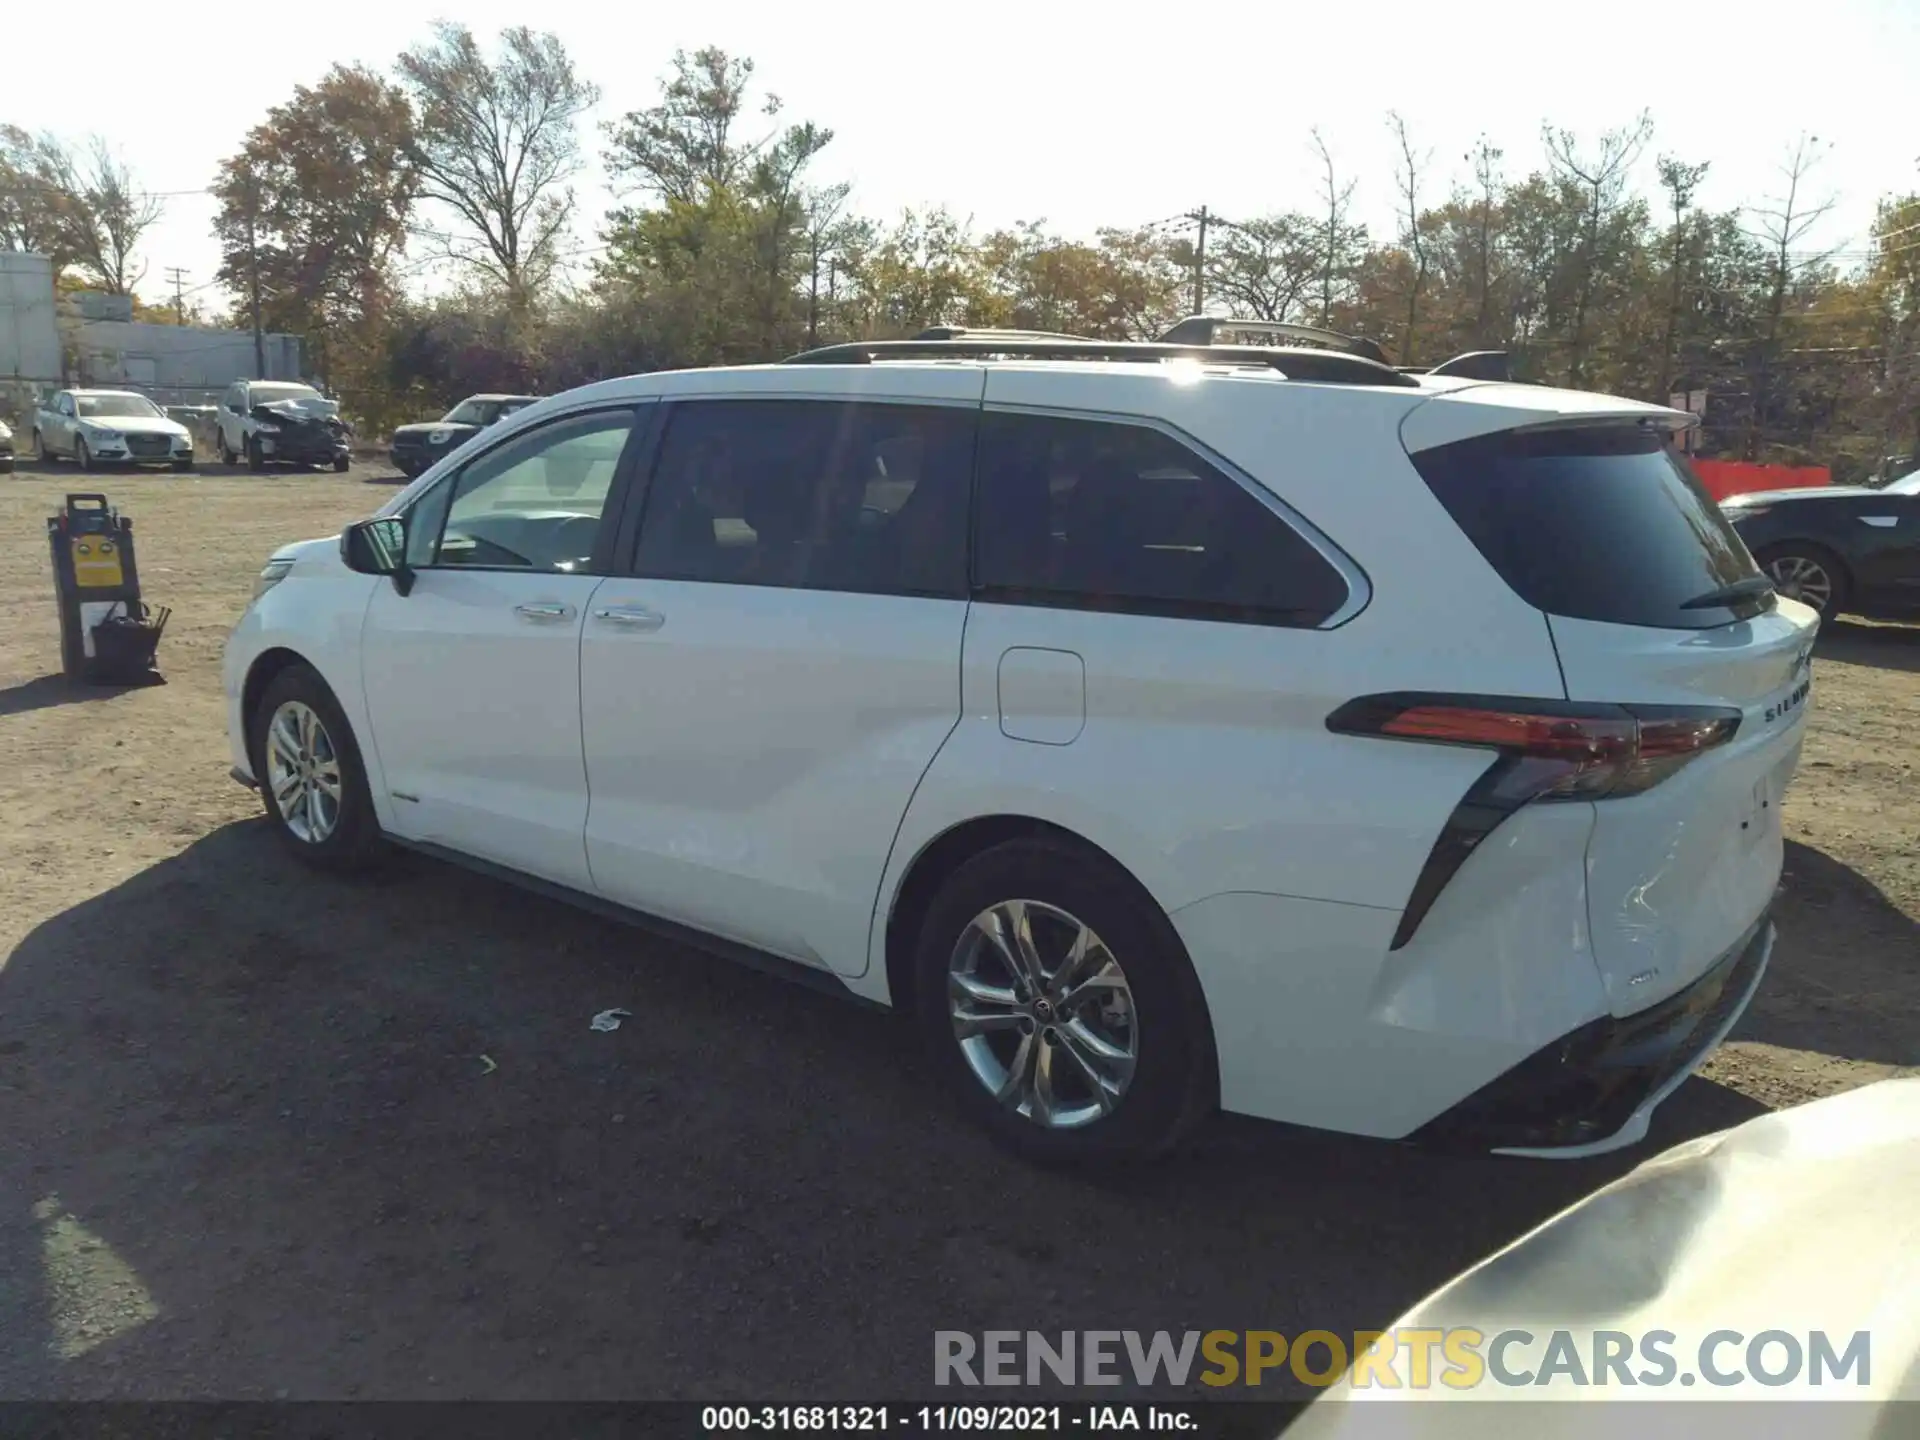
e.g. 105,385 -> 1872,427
972,411 -> 1352,627
632,399 -> 973,598
422,410 -> 635,573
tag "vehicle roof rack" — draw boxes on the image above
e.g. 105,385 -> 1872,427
911,325 -> 1091,342
780,337 -> 1421,388
1157,315 -> 1392,366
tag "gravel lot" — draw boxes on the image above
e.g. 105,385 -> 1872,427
1,458 -> 1914,1401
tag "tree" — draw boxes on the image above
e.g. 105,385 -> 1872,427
213,66 -> 417,392
1655,155 -> 1710,399
396,22 -> 599,302
1308,129 -> 1366,327
0,131 -> 163,293
1387,112 -> 1430,363
1543,111 -> 1653,385
1742,134 -> 1837,458
1205,213 -> 1321,322
0,126 -> 78,268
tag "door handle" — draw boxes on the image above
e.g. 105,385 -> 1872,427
593,604 -> 666,632
514,601 -> 575,621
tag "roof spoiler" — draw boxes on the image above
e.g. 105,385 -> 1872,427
1158,315 -> 1391,366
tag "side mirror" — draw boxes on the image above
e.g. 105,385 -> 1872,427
341,517 -> 415,596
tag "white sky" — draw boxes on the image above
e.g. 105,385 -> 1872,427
10,0 -> 1917,311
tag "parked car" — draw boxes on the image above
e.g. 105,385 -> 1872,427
1721,468 -> 1920,620
388,393 -> 541,478
0,417 -> 13,472
223,323 -> 1815,1163
33,389 -> 195,471
215,380 -> 352,472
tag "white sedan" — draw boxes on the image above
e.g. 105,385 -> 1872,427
34,388 -> 195,471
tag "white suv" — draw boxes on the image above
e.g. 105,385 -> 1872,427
222,325 -> 1815,1163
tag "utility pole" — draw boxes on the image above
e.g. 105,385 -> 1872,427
1191,206 -> 1209,316
245,169 -> 266,379
165,267 -> 189,325
808,230 -> 822,348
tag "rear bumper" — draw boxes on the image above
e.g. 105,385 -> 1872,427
1412,911 -> 1774,1156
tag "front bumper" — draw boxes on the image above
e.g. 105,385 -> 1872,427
388,440 -> 444,474
1412,912 -> 1775,1155
261,432 -> 350,464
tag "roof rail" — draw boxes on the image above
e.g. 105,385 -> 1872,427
779,337 -> 1421,388
912,325 -> 1090,342
1422,350 -> 1512,382
1158,315 -> 1391,366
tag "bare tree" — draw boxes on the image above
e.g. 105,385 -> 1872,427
67,140 -> 165,295
1742,134 -> 1837,458
602,48 -> 772,205
1388,111 -> 1430,363
1543,111 -> 1653,385
396,22 -> 600,302
803,181 -> 853,345
1308,128 -> 1361,327
0,132 -> 163,293
1466,136 -> 1504,346
1655,155 -> 1710,401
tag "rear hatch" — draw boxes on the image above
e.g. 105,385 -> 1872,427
1411,418 -> 1816,1015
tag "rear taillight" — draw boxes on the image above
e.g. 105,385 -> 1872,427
1328,694 -> 1741,949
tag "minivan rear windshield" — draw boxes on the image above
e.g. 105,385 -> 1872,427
1411,425 -> 1766,630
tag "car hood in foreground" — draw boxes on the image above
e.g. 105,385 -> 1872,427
1288,1077 -> 1920,1430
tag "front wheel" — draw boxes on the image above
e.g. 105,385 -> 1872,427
171,458 -> 192,473
1757,545 -> 1850,620
76,437 -> 94,471
246,436 -> 267,473
333,455 -> 351,473
912,839 -> 1216,1164
249,663 -> 385,871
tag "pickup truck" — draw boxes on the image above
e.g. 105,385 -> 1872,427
35,389 -> 195,471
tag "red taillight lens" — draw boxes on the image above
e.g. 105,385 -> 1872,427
1330,695 -> 1740,801
1329,694 -> 1744,951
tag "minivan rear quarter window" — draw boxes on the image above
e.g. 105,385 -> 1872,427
1412,425 -> 1765,630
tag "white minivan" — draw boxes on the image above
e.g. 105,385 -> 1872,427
222,326 -> 1815,1163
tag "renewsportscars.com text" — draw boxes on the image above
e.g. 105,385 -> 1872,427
934,1329 -> 1873,1390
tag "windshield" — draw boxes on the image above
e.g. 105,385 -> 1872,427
251,385 -> 324,406
77,394 -> 163,419
1887,470 -> 1920,496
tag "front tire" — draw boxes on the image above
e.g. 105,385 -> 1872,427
171,458 -> 192,473
76,437 -> 94,471
333,455 -> 351,473
912,838 -> 1216,1163
1757,544 -> 1850,620
246,436 -> 267,472
249,663 -> 384,872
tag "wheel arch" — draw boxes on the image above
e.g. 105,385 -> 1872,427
241,646 -> 317,739
881,813 -> 1188,1020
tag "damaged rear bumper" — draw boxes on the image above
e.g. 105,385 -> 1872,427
1412,911 -> 1775,1156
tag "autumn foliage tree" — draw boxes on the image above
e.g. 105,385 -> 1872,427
212,65 -> 416,418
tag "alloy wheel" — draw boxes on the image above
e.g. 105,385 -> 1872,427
1765,554 -> 1834,613
265,700 -> 343,843
947,899 -> 1138,1129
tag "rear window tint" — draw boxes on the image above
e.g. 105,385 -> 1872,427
1411,426 -> 1764,630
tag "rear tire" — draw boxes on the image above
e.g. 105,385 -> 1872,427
36,430 -> 56,464
911,838 -> 1216,1164
1756,543 -> 1851,620
248,662 -> 385,872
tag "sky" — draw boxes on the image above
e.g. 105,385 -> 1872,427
9,0 -> 1918,312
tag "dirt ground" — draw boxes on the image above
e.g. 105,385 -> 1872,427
0,458 -> 1914,1401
